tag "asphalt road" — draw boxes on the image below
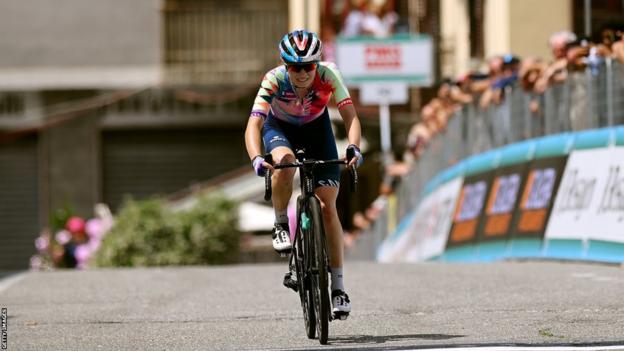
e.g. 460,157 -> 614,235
1,261 -> 624,351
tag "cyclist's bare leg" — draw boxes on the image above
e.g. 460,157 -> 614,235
270,146 -> 296,213
314,186 -> 343,269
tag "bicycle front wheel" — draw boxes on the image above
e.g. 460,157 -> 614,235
296,197 -> 316,339
307,196 -> 330,345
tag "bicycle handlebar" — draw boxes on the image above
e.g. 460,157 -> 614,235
263,153 -> 359,202
272,158 -> 347,169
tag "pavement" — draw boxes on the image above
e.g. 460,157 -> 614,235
1,261 -> 624,350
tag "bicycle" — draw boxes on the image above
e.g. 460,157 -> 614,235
263,148 -> 358,345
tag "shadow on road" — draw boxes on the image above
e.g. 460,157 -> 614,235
330,333 -> 466,345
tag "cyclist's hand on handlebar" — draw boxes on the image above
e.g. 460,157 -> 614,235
252,155 -> 275,177
346,144 -> 363,168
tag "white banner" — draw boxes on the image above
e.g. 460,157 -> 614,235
378,177 -> 463,262
335,35 -> 433,86
545,147 -> 624,243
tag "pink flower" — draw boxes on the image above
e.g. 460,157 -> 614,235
88,238 -> 101,252
35,236 -> 49,253
85,218 -> 104,239
30,255 -> 42,270
74,244 -> 91,265
66,216 -> 86,234
55,230 -> 72,245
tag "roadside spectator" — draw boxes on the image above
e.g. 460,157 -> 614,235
490,54 -> 521,105
534,31 -> 577,94
597,21 -> 624,64
478,56 -> 505,108
340,0 -> 367,37
565,38 -> 592,130
361,0 -> 398,38
456,71 -> 490,99
474,56 -> 503,95
596,21 -> 624,56
519,57 -> 546,92
518,57 -> 546,114
613,38 -> 624,64
405,122 -> 431,162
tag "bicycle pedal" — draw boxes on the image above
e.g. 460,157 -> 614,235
275,249 -> 291,258
333,312 -> 349,321
282,273 -> 298,292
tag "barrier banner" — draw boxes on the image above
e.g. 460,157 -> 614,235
510,156 -> 568,238
378,177 -> 463,262
447,172 -> 495,247
479,164 -> 528,241
546,147 -> 624,243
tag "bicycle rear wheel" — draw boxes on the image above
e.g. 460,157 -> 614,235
295,197 -> 316,339
307,196 -> 330,345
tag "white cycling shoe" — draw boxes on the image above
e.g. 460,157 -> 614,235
331,290 -> 351,320
272,224 -> 292,254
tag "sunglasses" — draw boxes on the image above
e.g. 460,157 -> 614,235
286,63 -> 317,73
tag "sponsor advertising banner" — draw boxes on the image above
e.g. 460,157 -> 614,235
480,164 -> 528,241
511,156 -> 568,238
447,172 -> 495,247
335,35 -> 433,85
545,147 -> 624,243
378,177 -> 463,262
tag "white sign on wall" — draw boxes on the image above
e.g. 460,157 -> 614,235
378,177 -> 463,262
335,34 -> 433,86
360,82 -> 409,105
545,147 -> 624,243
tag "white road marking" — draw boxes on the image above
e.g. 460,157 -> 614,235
0,272 -> 27,294
396,346 -> 624,351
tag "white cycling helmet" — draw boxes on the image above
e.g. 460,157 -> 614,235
279,30 -> 323,64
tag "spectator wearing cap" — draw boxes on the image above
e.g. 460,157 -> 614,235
490,54 -> 521,105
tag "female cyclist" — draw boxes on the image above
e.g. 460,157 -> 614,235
244,29 -> 363,317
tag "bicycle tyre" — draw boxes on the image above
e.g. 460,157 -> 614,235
295,197 -> 316,339
307,196 -> 330,345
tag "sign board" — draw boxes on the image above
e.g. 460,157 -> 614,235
335,34 -> 433,86
510,156 -> 568,238
447,171 -> 495,247
360,82 -> 409,105
377,177 -> 463,262
480,164 -> 528,241
545,147 -> 624,243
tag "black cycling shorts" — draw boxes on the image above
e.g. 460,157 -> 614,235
262,109 -> 340,188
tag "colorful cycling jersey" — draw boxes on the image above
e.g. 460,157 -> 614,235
250,61 -> 353,125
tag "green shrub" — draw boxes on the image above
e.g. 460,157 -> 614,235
94,194 -> 241,267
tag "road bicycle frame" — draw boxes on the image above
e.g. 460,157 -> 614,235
263,148 -> 357,344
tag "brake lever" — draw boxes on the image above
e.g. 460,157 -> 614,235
346,148 -> 358,192
264,153 -> 273,201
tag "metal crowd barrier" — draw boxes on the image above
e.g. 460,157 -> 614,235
358,59 -> 624,257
